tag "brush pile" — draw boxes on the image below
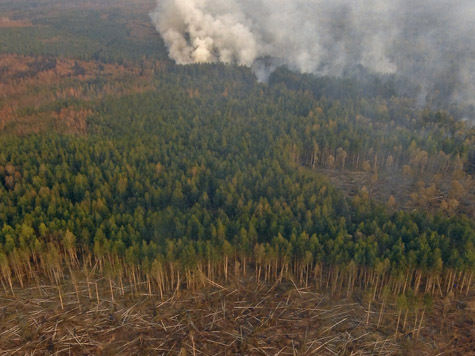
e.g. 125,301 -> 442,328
0,276 -> 473,355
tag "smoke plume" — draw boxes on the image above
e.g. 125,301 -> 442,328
150,0 -> 475,106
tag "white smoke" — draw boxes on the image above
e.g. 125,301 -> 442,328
150,0 -> 475,105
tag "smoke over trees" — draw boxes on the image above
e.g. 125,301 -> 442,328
150,0 -> 475,109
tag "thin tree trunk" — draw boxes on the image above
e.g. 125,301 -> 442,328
109,278 -> 114,302
416,309 -> 425,339
366,300 -> 371,325
395,310 -> 401,337
377,302 -> 385,328
466,272 -> 472,296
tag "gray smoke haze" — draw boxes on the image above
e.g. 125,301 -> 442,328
150,0 -> 475,106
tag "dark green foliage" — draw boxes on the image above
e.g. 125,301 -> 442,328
0,1 -> 473,282
0,65 -> 473,275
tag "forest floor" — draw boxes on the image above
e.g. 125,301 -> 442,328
315,167 -> 475,218
316,167 -> 414,208
0,276 -> 473,355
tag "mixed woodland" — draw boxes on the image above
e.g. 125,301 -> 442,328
0,0 -> 474,353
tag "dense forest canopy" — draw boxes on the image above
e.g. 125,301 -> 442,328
0,0 -> 473,294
